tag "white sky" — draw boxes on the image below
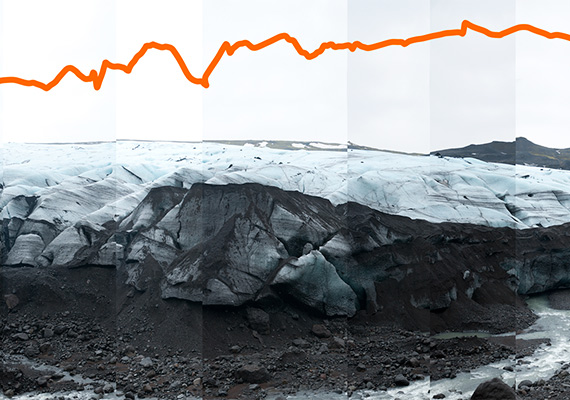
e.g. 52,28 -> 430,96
1,0 -> 570,152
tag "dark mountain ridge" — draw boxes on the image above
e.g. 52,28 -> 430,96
432,137 -> 570,170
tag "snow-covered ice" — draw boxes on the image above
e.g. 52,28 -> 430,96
2,141 -> 570,232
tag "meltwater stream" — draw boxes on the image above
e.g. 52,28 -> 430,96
271,294 -> 570,400
4,294 -> 569,400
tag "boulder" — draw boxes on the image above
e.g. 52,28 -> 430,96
246,308 -> 270,335
518,380 -> 532,388
471,378 -> 516,400
139,357 -> 153,368
278,349 -> 307,364
235,365 -> 271,383
330,336 -> 346,349
4,294 -> 19,310
311,324 -> 332,338
394,374 -> 409,386
12,332 -> 29,341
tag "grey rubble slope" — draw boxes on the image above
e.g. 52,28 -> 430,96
2,183 -> 570,331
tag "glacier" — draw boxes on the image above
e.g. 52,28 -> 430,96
2,140 -> 570,235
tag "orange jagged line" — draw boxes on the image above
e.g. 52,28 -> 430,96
1,20 -> 570,91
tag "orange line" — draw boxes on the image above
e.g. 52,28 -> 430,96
1,20 -> 569,91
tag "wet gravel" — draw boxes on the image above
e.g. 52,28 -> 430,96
0,305 -> 552,400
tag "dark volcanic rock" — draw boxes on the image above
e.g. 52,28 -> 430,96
12,332 -> 29,341
246,307 -> 270,334
471,377 -> 516,400
311,324 -> 332,338
235,365 -> 271,383
394,374 -> 409,386
4,294 -> 19,310
518,380 -> 532,389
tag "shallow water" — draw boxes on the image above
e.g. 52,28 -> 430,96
431,331 -> 493,339
268,293 -> 570,400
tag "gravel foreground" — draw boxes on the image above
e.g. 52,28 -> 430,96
0,266 -> 566,400
0,308 -> 551,400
